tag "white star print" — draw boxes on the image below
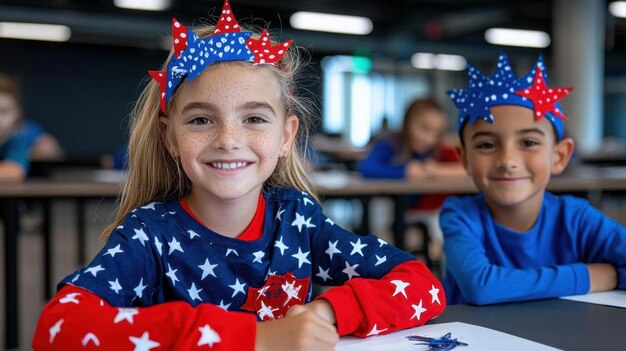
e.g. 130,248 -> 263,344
132,228 -> 149,246
109,278 -> 122,294
154,237 -> 163,256
274,236 -> 289,255
165,263 -> 179,286
114,308 -> 139,324
71,273 -> 79,283
325,240 -> 342,260
197,324 -> 222,347
134,278 -> 147,299
350,238 -> 368,256
49,318 -> 63,343
85,265 -> 105,277
218,299 -> 231,311
252,250 -> 265,264
281,280 -> 303,306
129,331 -> 160,351
325,217 -> 335,226
291,213 -> 317,232
188,282 -> 203,301
168,237 -> 184,255
59,292 -> 80,304
366,323 -> 388,336
303,197 -> 314,206
187,229 -> 200,239
342,261 -> 360,280
291,247 -> 311,268
411,300 -> 427,321
315,266 -> 332,282
429,284 -> 441,305
390,280 -> 410,299
103,244 -> 124,258
375,254 -> 387,266
141,202 -> 157,210
377,238 -> 388,247
81,332 -> 100,347
275,207 -> 286,221
256,286 -> 270,300
198,258 -> 218,279
226,248 -> 239,257
258,301 -> 279,320
229,278 -> 246,298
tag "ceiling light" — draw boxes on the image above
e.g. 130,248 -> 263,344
411,53 -> 466,71
0,22 -> 71,42
609,1 -> 626,18
290,11 -> 373,35
484,28 -> 551,48
114,0 -> 171,11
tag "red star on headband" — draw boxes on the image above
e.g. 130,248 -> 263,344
514,67 -> 572,121
246,29 -> 293,64
148,70 -> 167,112
171,18 -> 188,58
213,0 -> 241,34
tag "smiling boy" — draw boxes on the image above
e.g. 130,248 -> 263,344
441,54 -> 626,305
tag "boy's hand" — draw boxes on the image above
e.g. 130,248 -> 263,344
587,263 -> 618,293
406,161 -> 427,179
255,304 -> 338,351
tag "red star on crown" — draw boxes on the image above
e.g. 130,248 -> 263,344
213,0 -> 241,34
246,29 -> 293,64
171,18 -> 188,58
514,67 -> 572,121
148,70 -> 167,112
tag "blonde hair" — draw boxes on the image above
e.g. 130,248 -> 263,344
101,24 -> 317,240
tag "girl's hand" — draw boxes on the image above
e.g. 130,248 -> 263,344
405,160 -> 427,179
587,263 -> 617,293
255,305 -> 339,351
287,300 -> 337,325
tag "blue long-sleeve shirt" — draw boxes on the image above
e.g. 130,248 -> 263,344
358,139 -> 430,179
441,192 -> 626,305
0,132 -> 30,172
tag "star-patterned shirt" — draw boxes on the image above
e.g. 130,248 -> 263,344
33,186 -> 445,350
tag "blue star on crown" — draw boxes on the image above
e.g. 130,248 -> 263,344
448,53 -> 568,140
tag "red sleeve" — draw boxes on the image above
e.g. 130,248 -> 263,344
436,143 -> 460,163
316,260 -> 446,337
32,285 -> 257,350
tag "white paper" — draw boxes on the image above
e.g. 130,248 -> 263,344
335,322 -> 560,351
560,290 -> 626,308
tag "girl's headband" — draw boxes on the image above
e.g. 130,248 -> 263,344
149,0 -> 293,113
448,53 -> 573,140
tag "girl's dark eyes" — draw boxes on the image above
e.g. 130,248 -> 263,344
245,116 -> 268,124
189,116 -> 210,125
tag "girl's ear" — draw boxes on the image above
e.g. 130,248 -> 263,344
551,137 -> 575,175
281,115 -> 299,156
158,115 -> 178,157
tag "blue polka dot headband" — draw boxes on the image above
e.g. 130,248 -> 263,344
149,0 -> 293,113
448,53 -> 572,140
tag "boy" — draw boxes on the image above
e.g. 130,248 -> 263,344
0,74 -> 29,182
441,54 -> 625,305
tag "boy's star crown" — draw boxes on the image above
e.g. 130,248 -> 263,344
447,53 -> 572,140
149,0 -> 293,112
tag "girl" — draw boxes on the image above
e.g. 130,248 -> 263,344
32,1 -> 445,350
358,97 -> 464,181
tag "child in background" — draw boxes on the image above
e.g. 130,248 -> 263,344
358,97 -> 465,259
32,1 -> 445,350
358,97 -> 464,181
442,53 -> 625,305
0,74 -> 29,182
